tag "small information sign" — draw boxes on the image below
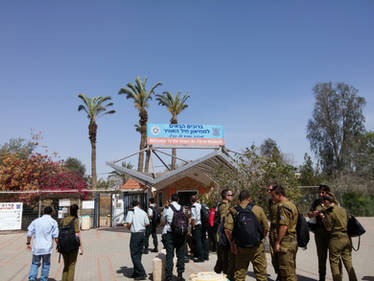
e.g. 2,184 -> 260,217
0,202 -> 23,231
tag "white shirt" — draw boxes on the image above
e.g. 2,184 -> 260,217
27,214 -> 59,255
191,202 -> 202,225
148,204 -> 155,222
125,206 -> 149,232
162,201 -> 182,234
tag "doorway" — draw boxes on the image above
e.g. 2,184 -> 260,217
177,191 -> 197,206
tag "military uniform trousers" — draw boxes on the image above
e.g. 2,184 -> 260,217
234,242 -> 267,281
130,232 -> 146,277
226,249 -> 236,281
62,249 -> 78,281
277,237 -> 298,281
145,224 -> 158,250
164,232 -> 186,280
192,224 -> 209,259
214,245 -> 229,274
328,233 -> 357,281
269,234 -> 279,276
315,229 -> 343,281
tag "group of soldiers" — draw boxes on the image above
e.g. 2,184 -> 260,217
125,184 -> 358,281
214,184 -> 358,281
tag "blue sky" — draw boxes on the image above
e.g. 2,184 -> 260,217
1,1 -> 373,177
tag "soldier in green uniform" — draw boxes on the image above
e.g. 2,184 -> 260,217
125,200 -> 150,280
267,184 -> 280,281
308,185 -> 340,281
269,185 -> 298,281
60,204 -> 83,281
319,193 -> 358,281
224,190 -> 269,281
214,189 -> 233,275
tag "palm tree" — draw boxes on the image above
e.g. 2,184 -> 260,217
78,94 -> 115,189
109,161 -> 134,185
119,77 -> 162,173
156,91 -> 190,170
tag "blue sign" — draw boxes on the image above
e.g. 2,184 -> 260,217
147,123 -> 224,146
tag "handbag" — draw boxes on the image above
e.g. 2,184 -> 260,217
347,214 -> 366,251
347,215 -> 366,237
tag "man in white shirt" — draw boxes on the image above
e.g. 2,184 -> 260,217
190,195 -> 208,262
125,200 -> 150,280
26,206 -> 59,281
161,193 -> 187,281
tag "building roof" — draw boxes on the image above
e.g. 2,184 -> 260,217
107,148 -> 235,191
120,179 -> 146,191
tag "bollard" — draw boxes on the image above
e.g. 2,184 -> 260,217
152,257 -> 164,281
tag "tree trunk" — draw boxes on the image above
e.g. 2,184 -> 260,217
138,133 -> 145,172
171,117 -> 178,170
144,149 -> 151,175
138,110 -> 148,173
91,140 -> 97,189
89,121 -> 97,189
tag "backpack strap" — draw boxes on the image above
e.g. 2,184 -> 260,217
245,203 -> 253,211
67,217 -> 76,229
216,202 -> 222,211
60,216 -> 75,226
170,204 -> 179,213
352,236 -> 361,252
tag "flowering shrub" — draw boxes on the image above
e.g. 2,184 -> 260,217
0,152 -> 88,203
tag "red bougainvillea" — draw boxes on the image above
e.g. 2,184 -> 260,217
0,152 -> 88,202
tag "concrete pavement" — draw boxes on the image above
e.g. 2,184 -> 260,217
0,217 -> 373,281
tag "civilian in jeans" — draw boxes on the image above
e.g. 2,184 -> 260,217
26,206 -> 59,281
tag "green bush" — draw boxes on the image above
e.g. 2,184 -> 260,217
342,192 -> 374,216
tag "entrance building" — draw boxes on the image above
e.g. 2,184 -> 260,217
107,147 -> 234,209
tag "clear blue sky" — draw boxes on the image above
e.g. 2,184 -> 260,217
1,1 -> 373,177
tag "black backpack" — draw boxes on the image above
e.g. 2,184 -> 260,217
150,206 -> 161,226
170,204 -> 188,238
57,217 -> 80,254
232,204 -> 263,248
200,203 -> 210,227
216,216 -> 229,247
296,211 -> 310,248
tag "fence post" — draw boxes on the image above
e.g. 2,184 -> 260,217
93,193 -> 98,228
38,198 -> 41,217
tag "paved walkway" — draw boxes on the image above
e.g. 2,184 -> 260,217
0,217 -> 373,281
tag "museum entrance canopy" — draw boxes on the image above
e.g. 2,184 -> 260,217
106,147 -> 235,191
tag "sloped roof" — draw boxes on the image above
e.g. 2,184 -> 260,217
120,179 -> 146,191
106,149 -> 235,191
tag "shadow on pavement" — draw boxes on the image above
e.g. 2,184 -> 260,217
247,272 -> 272,279
117,265 -> 134,278
297,275 -> 317,281
362,277 -> 374,281
97,227 -> 130,233
247,272 -> 317,281
97,226 -> 164,234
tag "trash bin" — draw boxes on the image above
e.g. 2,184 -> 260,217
81,215 -> 90,230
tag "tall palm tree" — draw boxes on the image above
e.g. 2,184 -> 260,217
78,94 -> 115,189
156,91 -> 190,170
119,77 -> 162,173
109,161 -> 134,185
